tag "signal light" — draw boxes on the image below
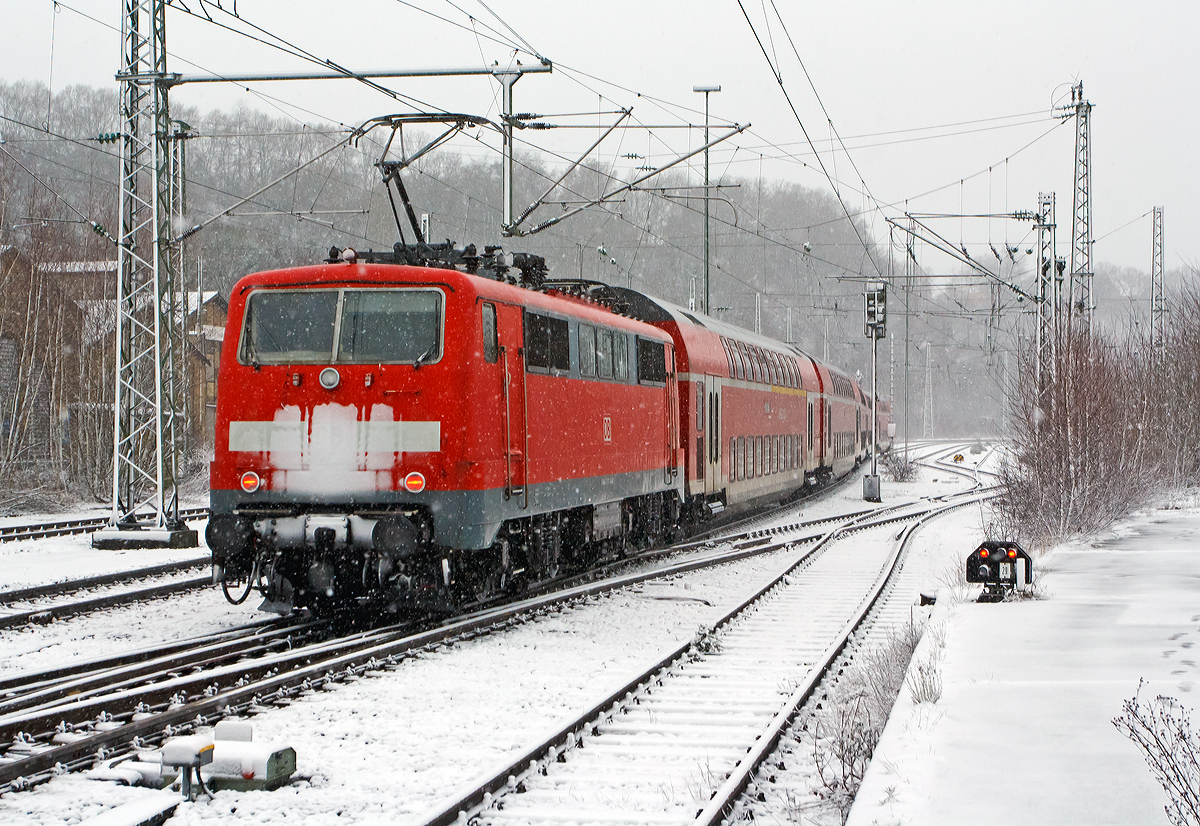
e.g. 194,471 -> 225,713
239,471 -> 261,493
403,472 -> 426,493
1007,548 -> 1018,559
979,547 -> 989,558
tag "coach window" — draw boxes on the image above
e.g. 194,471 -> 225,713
578,323 -> 596,377
525,312 -> 570,373
721,337 -> 735,377
614,333 -> 629,381
637,337 -> 667,384
597,328 -> 614,379
481,303 -> 498,363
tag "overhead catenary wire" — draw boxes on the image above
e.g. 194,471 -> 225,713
735,0 -> 883,278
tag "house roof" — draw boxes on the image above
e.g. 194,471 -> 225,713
37,261 -> 118,274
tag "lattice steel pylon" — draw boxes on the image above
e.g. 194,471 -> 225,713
1034,192 -> 1057,392
1068,82 -> 1093,328
1151,205 -> 1165,366
97,0 -> 195,547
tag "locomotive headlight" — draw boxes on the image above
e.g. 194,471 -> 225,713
239,471 -> 261,493
403,472 -> 426,493
319,367 -> 341,390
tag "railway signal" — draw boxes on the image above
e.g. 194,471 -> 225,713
864,284 -> 887,339
966,541 -> 1033,602
864,283 -> 887,502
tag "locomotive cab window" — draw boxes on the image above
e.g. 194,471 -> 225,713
239,288 -> 443,366
338,290 -> 441,364
526,312 -> 570,373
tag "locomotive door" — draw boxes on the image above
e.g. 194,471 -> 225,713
704,376 -> 722,494
497,304 -> 527,506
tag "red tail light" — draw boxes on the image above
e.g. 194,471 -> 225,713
403,472 -> 426,493
240,471 -> 261,493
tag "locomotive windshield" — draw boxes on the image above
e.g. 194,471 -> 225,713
239,288 -> 442,365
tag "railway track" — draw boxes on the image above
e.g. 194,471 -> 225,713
0,561 -> 213,631
413,489 -> 992,826
0,507 -> 209,545
0,482 -> 985,796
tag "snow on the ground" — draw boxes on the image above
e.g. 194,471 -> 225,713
0,529 -> 208,596
0,442 -> 1033,825
846,500 -> 1200,826
0,532 -> 826,825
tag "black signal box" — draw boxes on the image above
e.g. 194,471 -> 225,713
966,541 -> 1031,589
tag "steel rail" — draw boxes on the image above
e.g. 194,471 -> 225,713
410,495 -> 988,826
0,507 -> 208,545
0,558 -> 210,607
0,575 -> 212,632
693,497 -> 984,824
0,497 -> 955,795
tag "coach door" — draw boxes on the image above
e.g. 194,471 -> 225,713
497,304 -> 527,507
704,375 -> 722,494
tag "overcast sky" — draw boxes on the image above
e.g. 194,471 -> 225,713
2,0 -> 1196,280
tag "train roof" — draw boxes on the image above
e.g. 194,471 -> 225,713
613,287 -> 846,370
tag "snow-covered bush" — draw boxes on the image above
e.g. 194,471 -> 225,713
807,620 -> 928,820
1000,279 -> 1200,542
1113,685 -> 1200,826
998,325 -> 1160,542
881,450 -> 918,483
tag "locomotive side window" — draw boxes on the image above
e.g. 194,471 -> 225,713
482,303 -> 498,364
637,337 -> 667,384
240,289 -> 338,364
526,312 -> 570,373
338,290 -> 442,364
597,328 -> 614,379
614,334 -> 629,381
578,323 -> 596,377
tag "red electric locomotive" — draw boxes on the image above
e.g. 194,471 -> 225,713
208,247 -> 683,615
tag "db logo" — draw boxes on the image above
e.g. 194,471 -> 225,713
603,416 -> 612,443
